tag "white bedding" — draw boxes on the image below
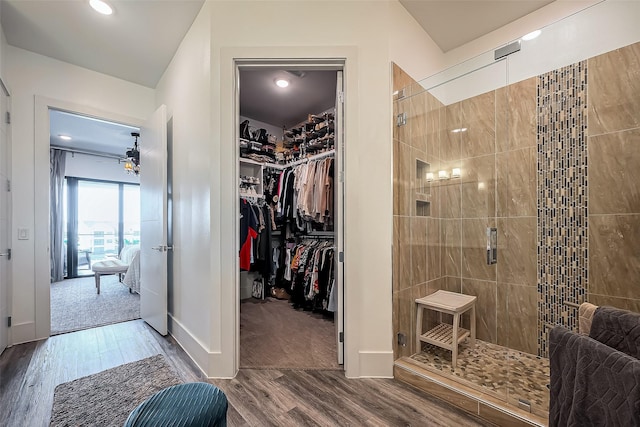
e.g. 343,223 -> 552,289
122,250 -> 140,293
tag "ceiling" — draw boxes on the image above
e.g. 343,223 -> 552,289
1,0 -> 558,154
240,69 -> 337,129
1,0 -> 204,88
50,110 -> 139,158
399,0 -> 555,52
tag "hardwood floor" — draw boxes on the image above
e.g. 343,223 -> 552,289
0,320 -> 492,426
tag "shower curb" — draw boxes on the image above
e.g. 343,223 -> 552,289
394,358 -> 547,427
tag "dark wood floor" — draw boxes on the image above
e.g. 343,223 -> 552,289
0,320 -> 492,426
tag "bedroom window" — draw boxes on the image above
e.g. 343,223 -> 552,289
64,178 -> 140,278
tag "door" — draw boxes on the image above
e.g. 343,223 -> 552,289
0,80 -> 10,355
140,105 -> 168,335
335,70 -> 344,364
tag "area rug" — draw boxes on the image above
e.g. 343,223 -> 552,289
50,275 -> 140,335
50,354 -> 182,427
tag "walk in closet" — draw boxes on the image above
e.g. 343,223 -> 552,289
237,67 -> 344,370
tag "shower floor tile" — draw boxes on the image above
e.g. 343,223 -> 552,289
409,339 -> 549,417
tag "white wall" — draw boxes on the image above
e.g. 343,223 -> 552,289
214,0 -> 400,379
65,152 -> 140,184
389,0 -> 640,107
387,0 -> 445,83
421,0 -> 640,105
6,46 -> 154,343
156,0 -> 414,378
155,2 -> 214,374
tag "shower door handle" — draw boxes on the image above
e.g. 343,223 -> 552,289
487,228 -> 497,265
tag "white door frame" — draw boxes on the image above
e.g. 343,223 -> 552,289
34,96 -> 142,338
232,58 -> 346,371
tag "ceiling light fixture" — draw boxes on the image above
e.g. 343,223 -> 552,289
451,128 -> 467,133
59,135 -> 72,141
124,132 -> 140,176
275,79 -> 289,88
89,0 -> 113,15
522,29 -> 542,41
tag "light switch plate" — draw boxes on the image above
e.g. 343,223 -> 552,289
18,227 -> 29,240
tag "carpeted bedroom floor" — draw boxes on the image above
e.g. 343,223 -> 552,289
240,298 -> 340,370
50,276 -> 140,335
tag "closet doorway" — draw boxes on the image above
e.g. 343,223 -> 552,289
236,61 -> 345,370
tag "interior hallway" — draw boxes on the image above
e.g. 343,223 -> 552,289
0,320 -> 491,426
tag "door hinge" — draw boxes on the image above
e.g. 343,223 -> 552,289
5,111 -> 10,125
7,316 -> 11,327
339,251 -> 344,262
6,179 -> 10,192
396,112 -> 407,127
339,332 -> 344,343
0,249 -> 10,260
338,171 -> 344,183
338,91 -> 344,103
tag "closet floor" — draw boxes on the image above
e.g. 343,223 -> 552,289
240,298 -> 340,370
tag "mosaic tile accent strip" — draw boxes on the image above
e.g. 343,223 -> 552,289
410,340 -> 550,417
537,61 -> 588,357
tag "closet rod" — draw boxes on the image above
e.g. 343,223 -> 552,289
287,149 -> 336,167
300,232 -> 334,239
259,149 -> 336,170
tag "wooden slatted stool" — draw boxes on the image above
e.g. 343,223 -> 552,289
415,290 -> 476,369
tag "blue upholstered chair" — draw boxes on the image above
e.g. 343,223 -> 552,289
124,382 -> 228,427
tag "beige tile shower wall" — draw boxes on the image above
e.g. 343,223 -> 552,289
587,42 -> 640,313
439,89 -> 499,346
434,77 -> 537,353
496,78 -> 538,355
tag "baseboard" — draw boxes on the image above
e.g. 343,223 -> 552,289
167,315 -> 212,376
10,321 -> 36,345
168,314 -> 236,379
357,350 -> 394,378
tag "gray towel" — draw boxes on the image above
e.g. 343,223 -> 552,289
549,326 -> 640,427
590,305 -> 640,359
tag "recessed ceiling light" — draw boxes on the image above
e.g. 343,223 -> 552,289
59,135 -> 72,140
275,79 -> 289,88
522,30 -> 542,41
89,0 -> 113,15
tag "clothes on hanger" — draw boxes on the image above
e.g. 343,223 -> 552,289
273,155 -> 334,231
276,239 -> 335,312
239,197 -> 275,277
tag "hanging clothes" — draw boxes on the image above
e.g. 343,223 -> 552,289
239,199 -> 258,271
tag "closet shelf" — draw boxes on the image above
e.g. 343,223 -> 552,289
239,157 -> 264,166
